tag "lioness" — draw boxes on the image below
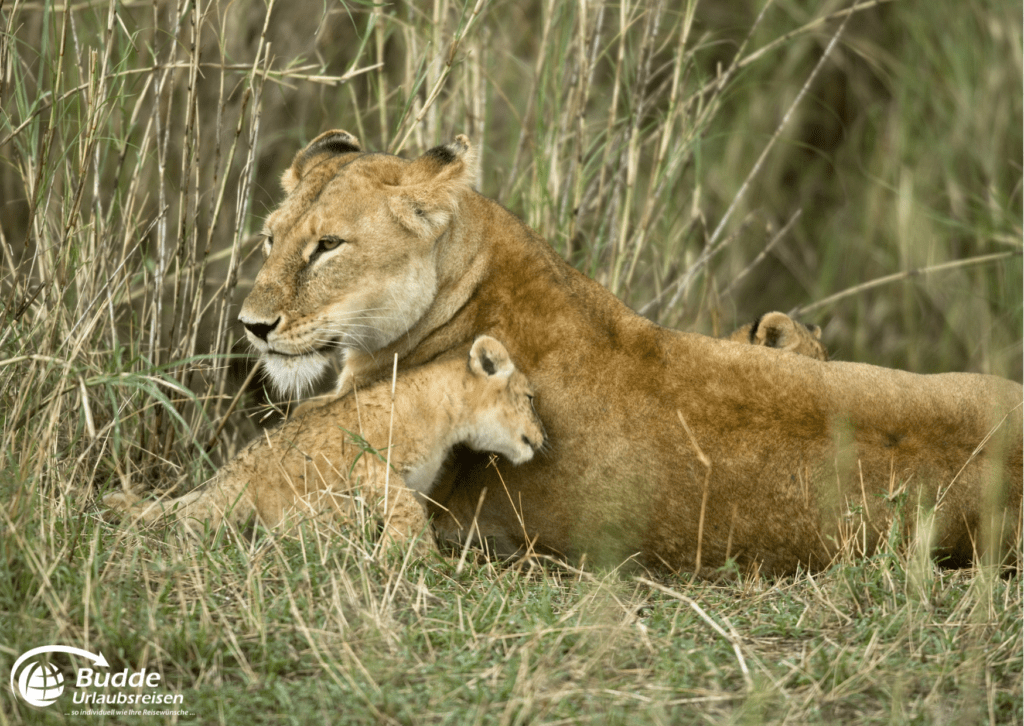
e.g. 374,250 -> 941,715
237,130 -> 1022,574
727,312 -> 828,361
105,336 -> 544,547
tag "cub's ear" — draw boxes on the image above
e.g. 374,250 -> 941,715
388,135 -> 478,236
468,336 -> 514,381
751,312 -> 798,349
281,130 -> 362,194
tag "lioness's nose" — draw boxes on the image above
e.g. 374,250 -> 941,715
240,316 -> 280,342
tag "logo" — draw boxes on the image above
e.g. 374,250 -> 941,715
19,661 -> 64,707
11,646 -> 108,708
10,644 -> 188,716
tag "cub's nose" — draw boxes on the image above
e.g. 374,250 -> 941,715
240,316 -> 280,343
521,431 -> 545,453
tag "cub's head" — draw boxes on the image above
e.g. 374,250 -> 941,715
239,130 -> 477,397
727,311 -> 828,361
461,336 -> 545,465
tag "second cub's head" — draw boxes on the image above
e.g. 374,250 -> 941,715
729,311 -> 828,361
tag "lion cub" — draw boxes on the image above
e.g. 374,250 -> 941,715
104,336 -> 544,548
727,311 -> 828,361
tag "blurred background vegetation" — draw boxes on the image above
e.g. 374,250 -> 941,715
1,0 -> 1021,488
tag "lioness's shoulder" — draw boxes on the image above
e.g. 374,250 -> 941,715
727,311 -> 828,361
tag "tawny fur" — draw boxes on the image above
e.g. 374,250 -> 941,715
105,337 -> 544,550
236,131 -> 1022,574
727,311 -> 829,361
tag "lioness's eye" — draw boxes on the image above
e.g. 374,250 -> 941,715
318,236 -> 346,252
309,236 -> 347,264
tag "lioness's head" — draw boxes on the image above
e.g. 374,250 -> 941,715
239,130 -> 477,397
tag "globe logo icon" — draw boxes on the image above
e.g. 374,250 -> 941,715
18,661 -> 65,707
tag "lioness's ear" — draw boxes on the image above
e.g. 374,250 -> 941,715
405,135 -> 477,185
469,336 -> 514,381
389,135 -> 477,236
281,130 -> 362,194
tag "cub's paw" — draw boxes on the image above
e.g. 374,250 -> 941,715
102,490 -> 141,513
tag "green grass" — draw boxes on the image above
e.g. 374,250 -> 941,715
1,0 -> 1021,722
2,504 -> 1021,724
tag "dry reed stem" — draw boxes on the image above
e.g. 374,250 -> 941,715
676,409 -> 711,577
608,0 -> 665,296
563,0 -> 602,257
732,0 -> 895,76
455,486 -> 490,575
500,0 -> 557,201
637,576 -> 754,690
663,5 -> 851,314
719,208 -> 802,298
620,0 -> 698,292
791,250 -> 1023,317
590,0 -> 630,219
374,353 -> 400,561
389,0 -> 487,155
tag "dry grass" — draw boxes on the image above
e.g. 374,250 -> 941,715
1,0 -> 1021,722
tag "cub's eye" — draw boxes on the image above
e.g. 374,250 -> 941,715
262,236 -> 273,259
